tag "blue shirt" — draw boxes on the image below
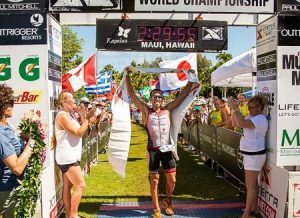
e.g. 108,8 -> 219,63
0,124 -> 24,191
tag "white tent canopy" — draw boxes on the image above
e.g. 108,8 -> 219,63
211,48 -> 256,88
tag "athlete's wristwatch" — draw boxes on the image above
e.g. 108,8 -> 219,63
29,143 -> 35,149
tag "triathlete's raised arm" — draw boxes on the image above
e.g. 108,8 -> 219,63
125,66 -> 149,113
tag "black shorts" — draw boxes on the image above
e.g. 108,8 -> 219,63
57,161 -> 80,173
147,150 -> 176,174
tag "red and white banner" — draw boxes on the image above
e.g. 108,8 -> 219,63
159,53 -> 197,91
62,54 -> 96,92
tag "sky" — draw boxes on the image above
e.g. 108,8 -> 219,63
71,26 -> 256,72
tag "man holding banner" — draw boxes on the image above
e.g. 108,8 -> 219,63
125,66 -> 200,218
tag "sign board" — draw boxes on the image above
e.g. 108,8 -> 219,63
49,0 -> 124,12
96,19 -> 227,52
258,163 -> 288,218
287,172 -> 300,218
134,0 -> 274,13
278,16 -> 300,47
277,0 -> 300,15
0,12 -> 47,45
0,0 -> 45,13
0,14 -> 63,217
277,46 -> 300,166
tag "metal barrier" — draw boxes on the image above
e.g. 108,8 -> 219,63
81,121 -> 111,175
183,122 -> 245,183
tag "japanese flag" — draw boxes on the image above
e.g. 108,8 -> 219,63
159,54 -> 197,91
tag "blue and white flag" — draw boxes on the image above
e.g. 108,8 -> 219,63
85,70 -> 112,94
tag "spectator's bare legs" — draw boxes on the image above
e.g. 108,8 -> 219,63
165,172 -> 176,198
242,170 -> 260,218
65,166 -> 86,218
150,173 -> 160,211
62,173 -> 72,217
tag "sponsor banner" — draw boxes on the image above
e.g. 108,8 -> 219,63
0,12 -> 47,45
257,16 -> 277,56
257,50 -> 277,81
256,81 -> 277,165
258,163 -> 288,218
277,46 -> 300,166
277,0 -> 300,14
197,123 -> 244,182
278,15 -> 300,47
48,15 -> 62,82
288,172 -> 300,218
96,19 -> 227,52
0,0 -> 45,13
134,0 -> 274,13
49,0 -> 123,12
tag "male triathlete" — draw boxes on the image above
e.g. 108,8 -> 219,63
125,66 -> 199,218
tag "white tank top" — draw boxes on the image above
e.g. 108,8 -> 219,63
55,111 -> 82,165
146,108 -> 171,150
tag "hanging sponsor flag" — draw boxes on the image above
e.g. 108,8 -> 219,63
108,73 -> 131,178
85,69 -> 112,95
159,54 -> 197,91
62,54 -> 96,92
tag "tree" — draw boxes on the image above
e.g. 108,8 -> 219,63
62,26 -> 84,74
197,54 -> 213,97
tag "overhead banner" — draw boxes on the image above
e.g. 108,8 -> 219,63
96,19 -> 227,52
0,0 -> 45,13
134,0 -> 274,13
49,0 -> 124,12
277,0 -> 300,15
0,12 -> 47,45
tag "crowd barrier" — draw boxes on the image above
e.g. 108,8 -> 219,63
181,121 -> 245,183
81,120 -> 111,174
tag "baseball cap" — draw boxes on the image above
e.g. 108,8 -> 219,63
196,99 -> 207,105
80,97 -> 90,104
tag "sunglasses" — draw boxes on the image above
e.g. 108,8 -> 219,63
152,95 -> 162,99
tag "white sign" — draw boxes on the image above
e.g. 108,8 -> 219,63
288,172 -> 300,218
277,46 -> 300,166
135,0 -> 274,13
257,15 -> 277,56
258,163 -> 288,218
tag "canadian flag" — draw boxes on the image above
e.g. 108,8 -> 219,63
159,54 -> 197,91
62,54 -> 96,92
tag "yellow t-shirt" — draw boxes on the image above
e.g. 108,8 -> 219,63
239,104 -> 249,117
210,110 -> 223,126
234,104 -> 250,132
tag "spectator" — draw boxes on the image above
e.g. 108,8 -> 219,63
220,98 -> 233,130
80,97 -> 90,109
233,93 -> 249,132
208,99 -> 226,127
198,99 -> 209,124
0,84 -> 35,218
228,95 -> 268,218
55,91 -> 95,218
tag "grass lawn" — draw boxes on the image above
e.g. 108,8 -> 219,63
79,123 -> 243,217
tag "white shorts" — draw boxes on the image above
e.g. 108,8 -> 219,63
243,154 -> 266,171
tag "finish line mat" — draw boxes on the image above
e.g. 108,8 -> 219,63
98,200 -> 245,217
